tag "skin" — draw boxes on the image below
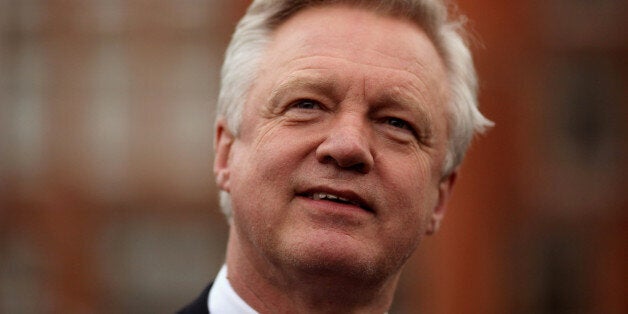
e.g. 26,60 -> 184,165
214,5 -> 456,313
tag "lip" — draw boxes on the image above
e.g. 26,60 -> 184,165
296,186 -> 374,214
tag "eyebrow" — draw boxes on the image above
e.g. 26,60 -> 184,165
375,87 -> 434,135
268,72 -> 338,110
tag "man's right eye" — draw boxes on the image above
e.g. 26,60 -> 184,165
291,99 -> 321,110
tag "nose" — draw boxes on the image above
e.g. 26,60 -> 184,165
315,116 -> 374,173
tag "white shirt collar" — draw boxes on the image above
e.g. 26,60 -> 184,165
208,265 -> 258,314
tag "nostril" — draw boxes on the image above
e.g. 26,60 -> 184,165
319,156 -> 369,173
316,142 -> 373,173
348,162 -> 368,173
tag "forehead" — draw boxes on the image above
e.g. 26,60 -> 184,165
264,5 -> 447,80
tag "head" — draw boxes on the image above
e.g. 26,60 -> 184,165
216,0 -> 492,219
212,0 -> 492,292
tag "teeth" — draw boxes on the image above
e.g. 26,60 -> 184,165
311,193 -> 355,205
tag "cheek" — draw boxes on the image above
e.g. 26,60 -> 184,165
380,156 -> 439,222
253,126 -> 320,173
383,152 -> 434,194
228,126 -> 307,213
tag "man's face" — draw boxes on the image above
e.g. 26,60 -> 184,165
215,6 -> 454,280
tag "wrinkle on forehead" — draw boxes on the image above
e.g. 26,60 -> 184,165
266,54 -> 444,103
266,55 -> 439,108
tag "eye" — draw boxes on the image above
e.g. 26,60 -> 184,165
291,99 -> 321,110
386,117 -> 411,130
379,115 -> 429,145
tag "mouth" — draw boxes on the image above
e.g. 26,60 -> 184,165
297,189 -> 373,213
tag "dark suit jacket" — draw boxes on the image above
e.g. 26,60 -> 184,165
177,282 -> 213,314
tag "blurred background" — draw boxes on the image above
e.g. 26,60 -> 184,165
0,0 -> 626,313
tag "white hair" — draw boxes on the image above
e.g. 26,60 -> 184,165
216,0 -> 493,218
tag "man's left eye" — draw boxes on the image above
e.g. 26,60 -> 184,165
386,117 -> 411,130
291,99 -> 321,110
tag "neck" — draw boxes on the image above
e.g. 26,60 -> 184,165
225,228 -> 400,313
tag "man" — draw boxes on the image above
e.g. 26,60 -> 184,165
180,0 -> 492,312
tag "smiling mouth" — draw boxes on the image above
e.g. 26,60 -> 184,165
299,192 -> 373,213
310,192 -> 360,206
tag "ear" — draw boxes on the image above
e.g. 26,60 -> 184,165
214,119 -> 235,192
425,170 -> 457,235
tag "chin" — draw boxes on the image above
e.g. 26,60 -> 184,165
277,234 -> 398,284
